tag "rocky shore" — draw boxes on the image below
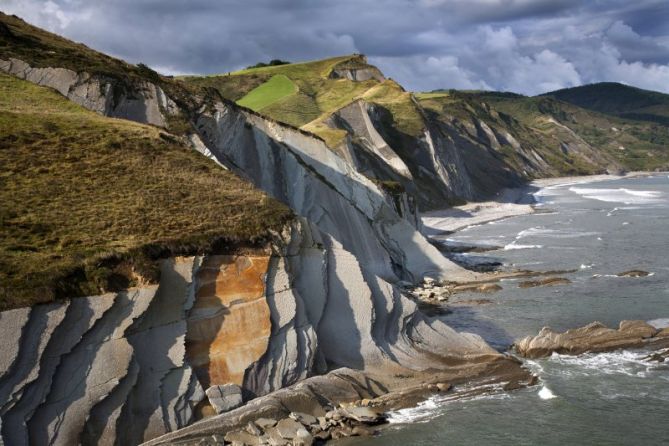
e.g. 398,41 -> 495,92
142,356 -> 534,445
515,320 -> 669,359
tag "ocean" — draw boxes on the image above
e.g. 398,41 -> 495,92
347,174 -> 669,446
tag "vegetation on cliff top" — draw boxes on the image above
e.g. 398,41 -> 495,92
542,82 -> 669,126
181,55 -> 424,147
0,73 -> 293,310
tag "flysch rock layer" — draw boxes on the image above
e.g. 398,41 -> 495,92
515,320 -> 669,359
0,58 -> 176,127
194,102 -> 475,285
0,220 -> 504,445
0,59 -> 520,445
0,258 -> 204,446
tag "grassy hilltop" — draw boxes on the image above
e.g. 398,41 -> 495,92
181,54 -> 424,147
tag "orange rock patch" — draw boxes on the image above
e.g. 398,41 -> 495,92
186,255 -> 272,388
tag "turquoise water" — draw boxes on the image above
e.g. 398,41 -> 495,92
349,175 -> 669,446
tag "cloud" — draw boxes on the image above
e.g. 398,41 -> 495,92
2,0 -> 669,94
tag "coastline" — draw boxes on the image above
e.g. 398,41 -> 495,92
422,171 -> 661,235
143,171 -> 666,445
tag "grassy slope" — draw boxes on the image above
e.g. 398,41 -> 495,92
1,12 -> 160,84
237,74 -> 297,111
0,73 -> 292,310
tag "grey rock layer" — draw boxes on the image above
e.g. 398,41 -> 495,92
0,58 -> 176,127
0,258 -> 204,446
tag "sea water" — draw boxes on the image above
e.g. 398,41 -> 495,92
346,175 -> 669,446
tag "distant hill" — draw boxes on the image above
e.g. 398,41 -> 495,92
541,82 -> 669,126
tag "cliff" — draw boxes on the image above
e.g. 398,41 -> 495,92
0,13 -> 500,446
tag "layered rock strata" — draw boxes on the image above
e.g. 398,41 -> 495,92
515,320 -> 669,359
0,58 -> 177,127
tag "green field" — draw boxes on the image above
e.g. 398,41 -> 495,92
236,74 -> 297,111
0,73 -> 292,310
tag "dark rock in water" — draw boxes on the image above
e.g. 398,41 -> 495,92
515,320 -> 668,358
450,298 -> 494,306
518,277 -> 571,288
452,283 -> 502,294
617,270 -> 650,277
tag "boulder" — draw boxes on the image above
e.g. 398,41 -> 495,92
206,384 -> 244,414
254,418 -> 278,430
289,412 -> 318,426
340,406 -> 386,424
276,418 -> 305,439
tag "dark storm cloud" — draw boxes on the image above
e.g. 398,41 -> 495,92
2,0 -> 669,94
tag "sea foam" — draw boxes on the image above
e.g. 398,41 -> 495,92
568,187 -> 664,205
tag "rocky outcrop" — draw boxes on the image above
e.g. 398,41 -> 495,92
194,102 -> 474,285
515,320 -> 669,359
329,56 -> 385,82
0,58 -> 176,127
0,217 -> 508,445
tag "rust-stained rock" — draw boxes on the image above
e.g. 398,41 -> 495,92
186,255 -> 272,388
515,320 -> 666,358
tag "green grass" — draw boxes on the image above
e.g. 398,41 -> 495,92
236,74 -> 297,111
182,55 -> 390,141
0,73 -> 293,310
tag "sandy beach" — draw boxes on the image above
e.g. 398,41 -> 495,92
421,172 -> 659,235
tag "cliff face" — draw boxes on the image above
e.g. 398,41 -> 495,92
0,54 -> 495,445
0,58 -> 176,127
0,219 -> 495,445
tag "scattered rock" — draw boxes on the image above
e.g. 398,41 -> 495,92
224,430 -> 261,446
436,382 -> 452,392
340,406 -> 385,424
205,384 -> 244,414
265,427 -> 289,446
245,421 -> 263,436
290,411 -> 318,426
352,426 -> 375,437
330,426 -> 354,439
313,430 -> 331,441
518,277 -> 571,288
515,320 -> 664,358
276,418 -> 305,440
293,428 -> 313,446
617,270 -> 650,277
254,418 -> 278,430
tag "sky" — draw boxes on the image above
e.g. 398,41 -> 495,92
2,0 -> 669,95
